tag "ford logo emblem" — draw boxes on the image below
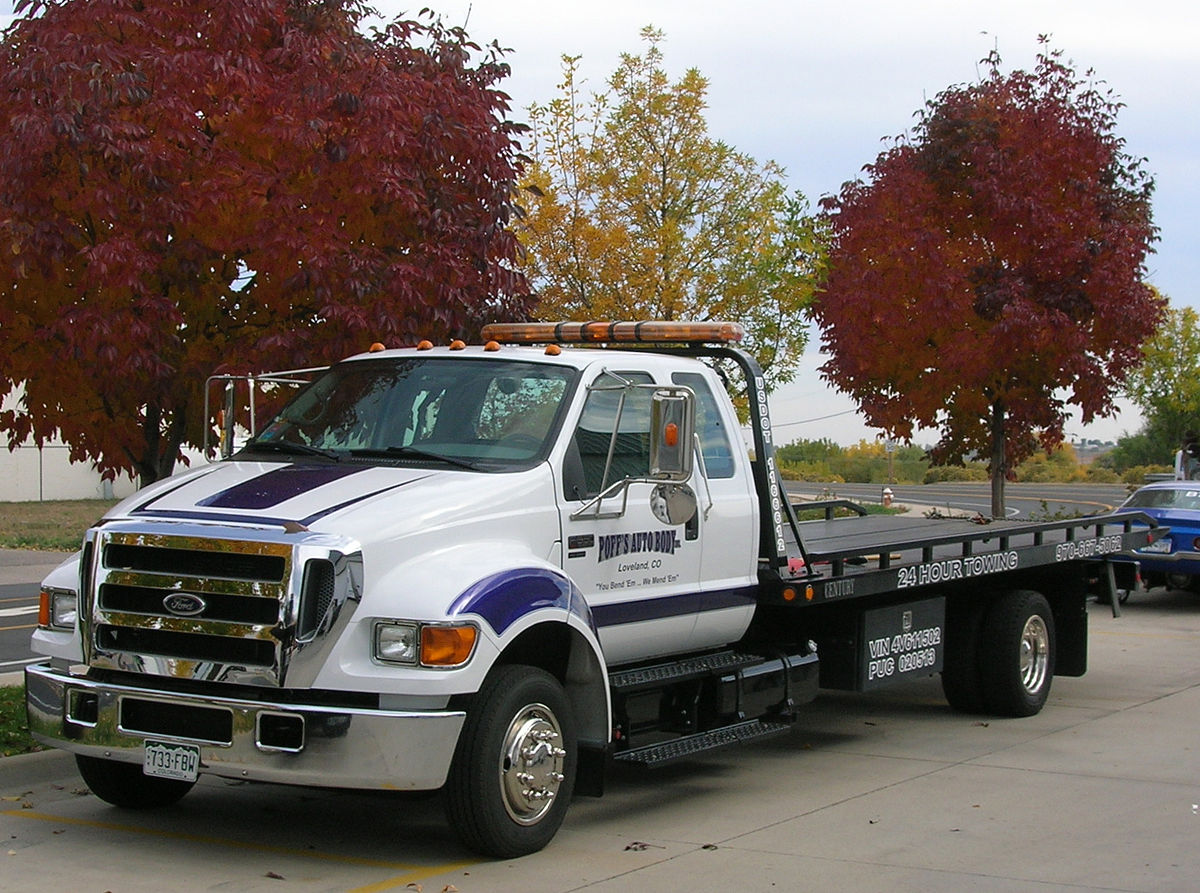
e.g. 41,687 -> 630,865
163,593 -> 207,617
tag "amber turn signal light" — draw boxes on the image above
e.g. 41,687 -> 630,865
420,624 -> 478,666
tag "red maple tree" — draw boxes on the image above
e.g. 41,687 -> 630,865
814,42 -> 1162,516
0,0 -> 532,485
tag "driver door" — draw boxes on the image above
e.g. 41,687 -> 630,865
557,371 -> 702,666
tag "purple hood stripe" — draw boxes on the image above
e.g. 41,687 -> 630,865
198,465 -> 368,510
130,480 -> 416,529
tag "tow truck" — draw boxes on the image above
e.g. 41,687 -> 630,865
27,321 -> 1156,857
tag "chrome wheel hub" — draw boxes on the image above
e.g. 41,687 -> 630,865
1019,614 -> 1050,695
500,702 -> 566,825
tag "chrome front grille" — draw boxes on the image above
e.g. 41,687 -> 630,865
84,527 -> 363,688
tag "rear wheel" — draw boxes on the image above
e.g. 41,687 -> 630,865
941,599 -> 987,713
979,590 -> 1055,717
75,755 -> 195,808
445,665 -> 577,858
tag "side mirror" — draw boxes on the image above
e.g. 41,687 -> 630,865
649,387 -> 694,482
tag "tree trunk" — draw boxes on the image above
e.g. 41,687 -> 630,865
136,402 -> 187,488
989,399 -> 1006,519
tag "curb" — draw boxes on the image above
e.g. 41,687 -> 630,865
0,747 -> 74,794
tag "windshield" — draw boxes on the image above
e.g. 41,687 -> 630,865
244,357 -> 578,470
1124,488 -> 1200,510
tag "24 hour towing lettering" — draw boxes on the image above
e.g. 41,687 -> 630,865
897,550 -> 1020,589
24,318 -> 1158,861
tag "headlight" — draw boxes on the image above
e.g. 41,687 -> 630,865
373,621 -> 419,665
373,620 -> 478,668
38,587 -> 78,630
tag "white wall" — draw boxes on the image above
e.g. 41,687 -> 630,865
0,443 -> 138,502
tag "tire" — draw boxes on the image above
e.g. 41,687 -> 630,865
445,665 -> 577,858
75,754 -> 195,808
941,598 -> 988,713
979,590 -> 1055,717
1165,572 -> 1192,592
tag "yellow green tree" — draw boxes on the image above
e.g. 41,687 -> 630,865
1124,299 -> 1200,452
518,27 -> 824,387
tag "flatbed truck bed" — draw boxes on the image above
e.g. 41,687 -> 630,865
780,506 -> 1154,604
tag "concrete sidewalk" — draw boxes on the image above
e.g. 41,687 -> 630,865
0,548 -> 71,584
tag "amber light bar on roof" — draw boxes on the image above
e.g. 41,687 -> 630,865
481,321 -> 745,346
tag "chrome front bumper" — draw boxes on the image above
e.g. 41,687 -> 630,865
25,663 -> 465,791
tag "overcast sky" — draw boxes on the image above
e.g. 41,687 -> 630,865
4,0 -> 1194,445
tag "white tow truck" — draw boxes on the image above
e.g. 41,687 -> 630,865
26,321 -> 1156,857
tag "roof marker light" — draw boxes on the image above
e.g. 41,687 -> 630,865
449,339 -> 466,351
416,340 -> 434,351
368,342 -> 386,353
481,321 -> 744,346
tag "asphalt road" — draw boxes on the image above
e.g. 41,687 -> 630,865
0,551 -> 69,679
0,582 -> 41,676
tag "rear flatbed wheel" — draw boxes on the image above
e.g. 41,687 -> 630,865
941,599 -> 987,713
979,590 -> 1055,717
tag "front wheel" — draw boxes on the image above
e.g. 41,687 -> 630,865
979,590 -> 1056,717
445,665 -> 577,858
75,754 -> 195,808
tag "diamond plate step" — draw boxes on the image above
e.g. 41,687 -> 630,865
612,719 -> 792,768
608,650 -> 763,693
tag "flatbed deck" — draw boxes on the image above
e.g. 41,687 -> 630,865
781,508 -> 1157,604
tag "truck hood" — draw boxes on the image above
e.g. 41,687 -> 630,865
108,460 -> 442,538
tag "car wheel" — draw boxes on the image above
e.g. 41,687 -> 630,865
1165,572 -> 1192,591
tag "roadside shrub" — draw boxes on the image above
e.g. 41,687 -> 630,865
923,464 -> 988,483
1083,464 -> 1121,483
1121,465 -> 1174,486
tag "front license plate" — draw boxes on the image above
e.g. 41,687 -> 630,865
1139,538 -> 1173,554
144,741 -> 200,782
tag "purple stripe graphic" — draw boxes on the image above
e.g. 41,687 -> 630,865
198,465 -> 368,510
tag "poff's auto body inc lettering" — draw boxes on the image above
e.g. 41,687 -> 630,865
1054,535 -> 1123,562
897,550 -> 1020,589
598,530 -> 682,562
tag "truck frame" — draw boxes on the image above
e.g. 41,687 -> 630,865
26,321 -> 1157,858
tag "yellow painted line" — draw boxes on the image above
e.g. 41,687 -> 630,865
4,809 -> 478,883
346,860 -> 479,893
0,622 -> 35,632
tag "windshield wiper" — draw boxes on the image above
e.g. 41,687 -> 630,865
350,445 -> 480,471
242,440 -> 341,461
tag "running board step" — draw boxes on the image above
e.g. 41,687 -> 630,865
612,719 -> 791,768
608,650 -> 764,693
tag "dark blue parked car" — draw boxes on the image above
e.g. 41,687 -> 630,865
1116,481 -> 1200,592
